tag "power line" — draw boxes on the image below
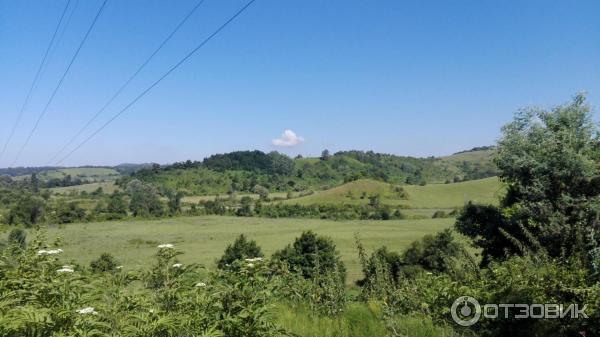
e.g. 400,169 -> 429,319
11,0 -> 108,167
56,0 -> 257,166
0,0 -> 72,163
37,0 -> 81,89
48,0 -> 206,164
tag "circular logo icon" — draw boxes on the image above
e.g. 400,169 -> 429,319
451,296 -> 481,326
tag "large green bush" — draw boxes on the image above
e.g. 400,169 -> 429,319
217,234 -> 264,269
272,231 -> 346,284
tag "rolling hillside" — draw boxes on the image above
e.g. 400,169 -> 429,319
281,177 -> 503,218
126,148 -> 498,195
49,181 -> 119,195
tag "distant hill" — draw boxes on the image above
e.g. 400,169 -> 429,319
436,148 -> 498,181
123,148 -> 498,195
0,148 -> 497,194
0,166 -> 64,177
282,177 -> 502,209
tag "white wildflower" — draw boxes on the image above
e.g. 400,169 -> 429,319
244,257 -> 263,263
195,282 -> 207,287
76,307 -> 97,315
172,263 -> 182,268
116,266 -> 123,269
57,267 -> 74,273
37,248 -> 63,256
149,309 -> 155,313
246,263 -> 255,268
157,243 -> 174,249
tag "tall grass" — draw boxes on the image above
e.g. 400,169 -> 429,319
274,302 -> 454,337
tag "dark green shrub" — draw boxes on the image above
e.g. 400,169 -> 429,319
357,246 -> 403,286
217,234 -> 264,269
55,202 -> 86,224
402,229 -> 462,274
272,231 -> 346,283
235,196 -> 253,216
431,210 -> 447,218
126,179 -> 165,217
7,195 -> 45,226
7,228 -> 26,249
90,252 -> 120,273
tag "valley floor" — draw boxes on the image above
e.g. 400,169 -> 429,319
41,215 -> 454,284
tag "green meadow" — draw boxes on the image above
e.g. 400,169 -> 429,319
43,215 -> 453,284
49,180 -> 119,194
280,176 -> 502,217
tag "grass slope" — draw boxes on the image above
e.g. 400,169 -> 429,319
50,181 -> 119,194
282,179 -> 394,205
402,176 -> 502,208
16,167 -> 120,182
42,215 -> 453,284
283,177 -> 502,209
435,149 -> 498,180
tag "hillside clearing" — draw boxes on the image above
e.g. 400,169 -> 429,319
50,181 -> 119,194
282,177 -> 503,210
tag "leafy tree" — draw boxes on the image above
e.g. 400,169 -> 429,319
202,198 -> 227,215
357,246 -> 403,286
217,234 -> 264,269
272,231 -> 346,282
90,252 -> 120,273
456,93 -> 600,267
252,184 -> 269,200
126,179 -> 164,217
55,202 -> 86,224
165,189 -> 183,215
106,192 -> 128,219
7,195 -> 45,226
30,173 -> 39,193
267,151 -> 294,175
0,174 -> 13,187
402,229 -> 462,274
7,228 -> 26,249
320,149 -> 331,161
236,196 -> 253,216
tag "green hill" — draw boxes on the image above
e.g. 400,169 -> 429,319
14,167 -> 120,182
435,147 -> 498,181
39,167 -> 120,181
401,177 -> 502,208
281,177 -> 503,218
125,148 -> 498,196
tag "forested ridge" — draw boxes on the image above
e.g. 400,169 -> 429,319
122,148 -> 498,195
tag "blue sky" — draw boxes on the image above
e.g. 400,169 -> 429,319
1,0 -> 599,167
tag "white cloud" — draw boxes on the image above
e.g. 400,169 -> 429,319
272,129 -> 305,147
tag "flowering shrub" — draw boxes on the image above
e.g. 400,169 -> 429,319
0,231 -> 288,337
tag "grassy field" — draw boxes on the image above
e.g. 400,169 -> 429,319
50,181 -> 119,194
41,215 -> 453,283
16,167 -> 120,182
182,192 -> 289,203
401,176 -> 503,208
280,177 -> 503,216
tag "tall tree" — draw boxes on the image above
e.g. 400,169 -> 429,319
456,93 -> 600,268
